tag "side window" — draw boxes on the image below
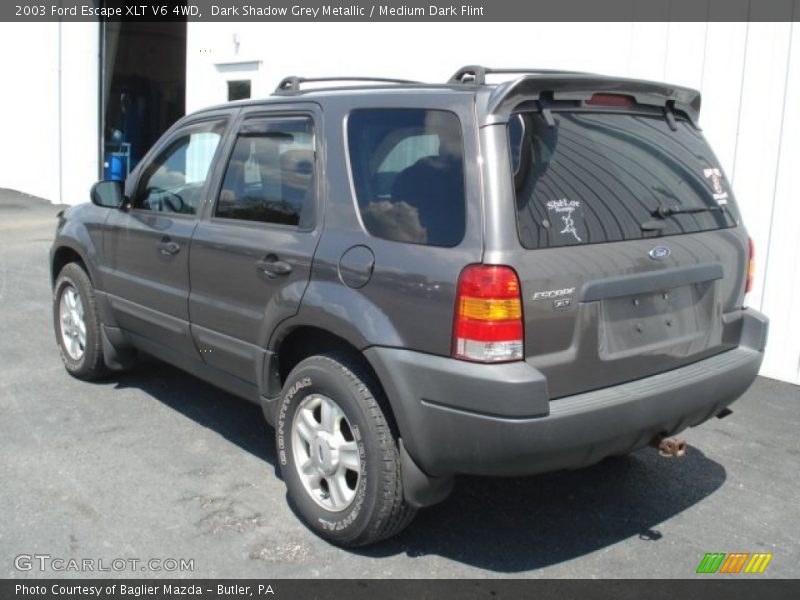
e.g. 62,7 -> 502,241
347,109 -> 466,247
215,116 -> 315,228
134,121 -> 225,215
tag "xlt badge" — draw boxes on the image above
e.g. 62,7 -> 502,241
553,298 -> 572,310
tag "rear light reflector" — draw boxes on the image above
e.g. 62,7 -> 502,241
458,297 -> 522,321
745,237 -> 755,296
453,265 -> 524,363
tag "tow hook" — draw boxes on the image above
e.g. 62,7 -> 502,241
652,437 -> 687,458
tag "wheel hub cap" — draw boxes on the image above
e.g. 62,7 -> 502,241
58,285 -> 86,361
291,393 -> 361,512
311,434 -> 338,476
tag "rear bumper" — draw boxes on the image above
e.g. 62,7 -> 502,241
366,309 -> 768,478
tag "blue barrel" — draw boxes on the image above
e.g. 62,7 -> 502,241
104,153 -> 126,180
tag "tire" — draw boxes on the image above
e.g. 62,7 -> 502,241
53,262 -> 107,380
276,353 -> 416,547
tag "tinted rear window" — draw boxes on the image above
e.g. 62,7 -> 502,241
216,116 -> 315,227
509,112 -> 739,249
347,109 -> 466,247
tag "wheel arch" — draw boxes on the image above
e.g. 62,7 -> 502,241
51,243 -> 94,288
263,324 -> 401,436
262,282 -> 406,400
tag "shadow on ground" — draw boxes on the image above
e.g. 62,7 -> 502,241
376,449 -> 724,572
112,354 -> 275,465
110,353 -> 727,573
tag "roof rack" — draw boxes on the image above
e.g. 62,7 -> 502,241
448,65 -> 592,85
274,76 -> 423,94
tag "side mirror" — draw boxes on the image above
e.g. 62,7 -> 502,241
90,180 -> 125,209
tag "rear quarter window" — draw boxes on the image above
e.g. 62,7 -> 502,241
509,111 -> 739,249
347,108 -> 466,247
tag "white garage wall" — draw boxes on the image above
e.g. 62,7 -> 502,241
0,22 -> 99,205
187,22 -> 800,385
58,23 -> 101,207
0,22 -> 60,201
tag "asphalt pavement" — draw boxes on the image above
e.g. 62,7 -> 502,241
0,189 -> 797,578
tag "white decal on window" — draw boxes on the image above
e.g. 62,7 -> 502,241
703,168 -> 729,204
546,198 -> 582,242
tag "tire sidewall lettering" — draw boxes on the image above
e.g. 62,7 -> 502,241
276,376 -> 312,466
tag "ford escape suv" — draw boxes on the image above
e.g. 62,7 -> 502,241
50,66 -> 768,546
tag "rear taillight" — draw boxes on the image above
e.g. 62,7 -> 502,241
745,237 -> 755,296
453,265 -> 524,363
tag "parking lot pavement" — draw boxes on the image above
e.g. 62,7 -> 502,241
0,189 -> 798,579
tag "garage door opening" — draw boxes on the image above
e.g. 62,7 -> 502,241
101,21 -> 187,180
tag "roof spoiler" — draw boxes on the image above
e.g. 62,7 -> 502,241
455,67 -> 701,127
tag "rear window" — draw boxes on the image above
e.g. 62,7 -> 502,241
509,111 -> 739,249
216,116 -> 315,228
347,109 -> 466,247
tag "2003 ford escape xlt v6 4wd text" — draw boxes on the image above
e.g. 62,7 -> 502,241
50,66 -> 768,546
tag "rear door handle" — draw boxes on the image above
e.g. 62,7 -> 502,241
158,239 -> 181,256
256,254 -> 292,277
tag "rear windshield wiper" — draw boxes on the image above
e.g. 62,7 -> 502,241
641,204 -> 725,231
653,204 -> 724,218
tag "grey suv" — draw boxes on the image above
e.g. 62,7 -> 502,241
50,66 -> 768,546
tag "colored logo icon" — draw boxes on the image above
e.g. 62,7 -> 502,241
696,552 -> 773,574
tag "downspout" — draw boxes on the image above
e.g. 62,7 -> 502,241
57,17 -> 63,204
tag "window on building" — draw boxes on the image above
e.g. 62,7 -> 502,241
216,116 -> 315,227
227,80 -> 252,101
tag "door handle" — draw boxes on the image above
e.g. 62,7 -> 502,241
158,239 -> 181,256
256,254 -> 292,277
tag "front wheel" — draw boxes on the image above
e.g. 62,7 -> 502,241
53,263 -> 107,380
276,353 -> 416,547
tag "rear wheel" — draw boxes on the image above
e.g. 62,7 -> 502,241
53,263 -> 107,380
276,353 -> 416,547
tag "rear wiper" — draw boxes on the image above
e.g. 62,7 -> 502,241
641,204 -> 724,231
653,204 -> 724,218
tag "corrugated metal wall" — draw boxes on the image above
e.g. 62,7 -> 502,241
736,23 -> 800,385
680,22 -> 799,385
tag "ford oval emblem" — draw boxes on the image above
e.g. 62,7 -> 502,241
649,246 -> 671,260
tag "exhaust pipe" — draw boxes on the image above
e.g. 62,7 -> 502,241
651,437 -> 687,458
